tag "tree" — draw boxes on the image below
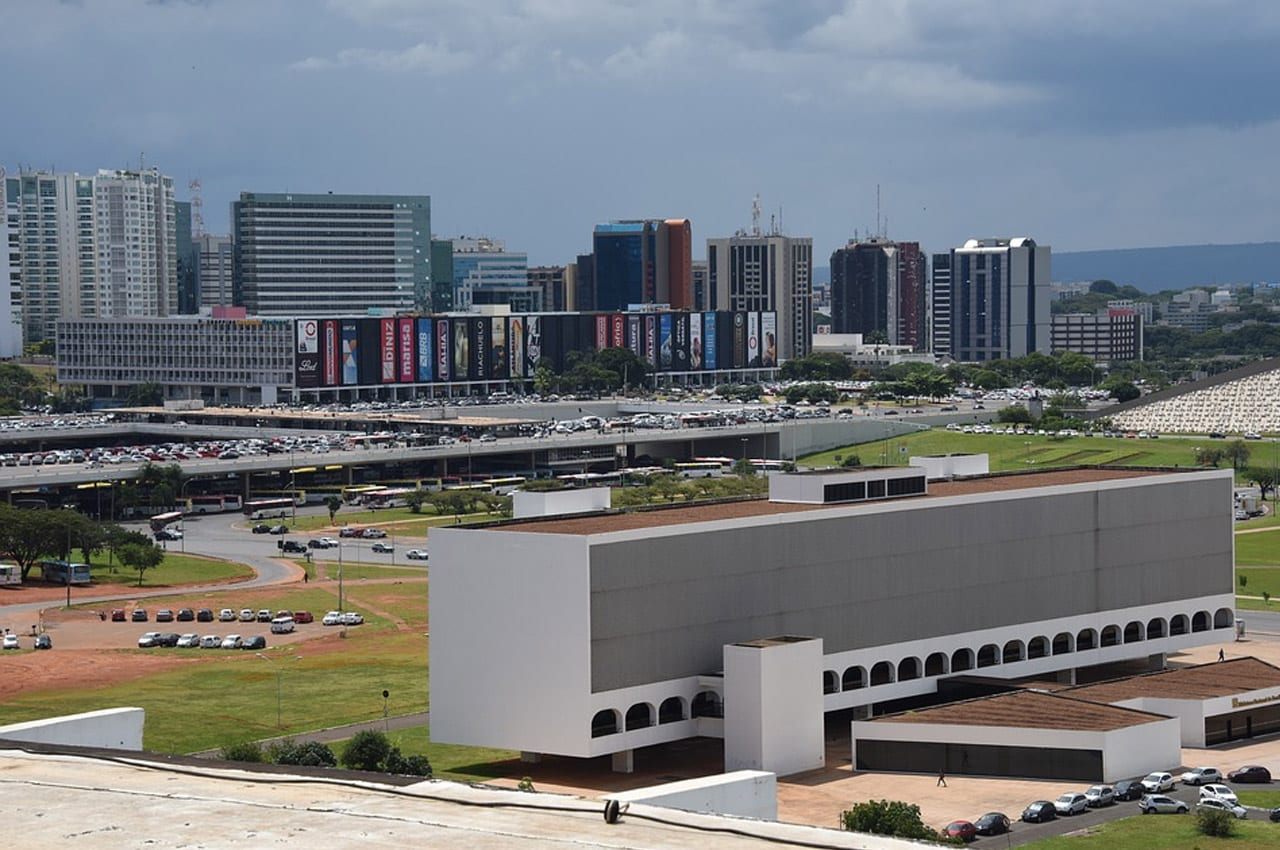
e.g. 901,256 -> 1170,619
1239,574 -> 1248,590
841,800 -> 938,841
779,351 -> 852,381
1244,466 -> 1277,501
840,454 -> 862,468
117,541 -> 164,586
341,730 -> 393,772
124,382 -> 164,406
1108,382 -> 1140,403
324,494 -> 342,523
1224,440 -> 1251,471
1089,279 -> 1119,294
0,505 -> 67,579
997,405 -> 1034,424
731,458 -> 756,477
1194,447 -> 1225,467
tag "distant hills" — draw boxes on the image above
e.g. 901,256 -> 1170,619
1052,242 -> 1280,292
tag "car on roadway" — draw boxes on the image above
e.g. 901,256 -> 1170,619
34,634 -> 51,650
1054,793 -> 1089,816
1141,772 -> 1176,793
974,812 -> 1010,835
478,432 -> 497,442
219,608 -> 236,622
292,611 -> 314,624
339,527 -> 363,538
405,549 -> 429,561
176,633 -> 201,647
155,609 -> 174,623
322,611 -> 343,626
370,542 -> 394,554
3,634 -> 20,650
340,612 -> 364,626
1181,767 -> 1222,786
196,609 -> 214,622
1139,794 -> 1187,814
268,524 -> 289,535
279,540 -> 307,554
220,635 -> 243,649
942,820 -> 976,842
361,528 -> 388,539
239,609 -> 255,622
137,632 -> 162,648
1113,779 -> 1145,801
1227,765 -> 1272,784
1199,784 -> 1239,804
1084,785 -> 1115,807
241,636 -> 267,650
1021,801 -> 1057,823
154,528 -> 183,541
1270,807 -> 1280,823
199,635 -> 221,648
251,523 -> 272,534
308,537 -> 338,549
1197,798 -> 1247,819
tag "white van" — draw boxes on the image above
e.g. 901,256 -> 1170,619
270,616 -> 295,634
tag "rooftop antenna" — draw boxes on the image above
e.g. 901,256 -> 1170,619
751,194 -> 761,237
876,183 -> 881,238
189,178 -> 205,238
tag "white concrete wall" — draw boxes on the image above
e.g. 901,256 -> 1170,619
724,638 -> 825,777
909,453 -> 989,479
513,487 -> 610,519
607,770 -> 777,820
0,708 -> 144,750
429,529 -> 595,756
1113,697 -> 1206,747
1101,718 -> 1182,781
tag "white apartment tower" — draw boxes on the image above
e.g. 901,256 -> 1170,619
93,169 -> 178,319
0,170 -> 22,357
706,233 -> 813,361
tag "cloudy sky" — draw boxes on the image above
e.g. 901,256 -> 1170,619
6,0 -> 1279,265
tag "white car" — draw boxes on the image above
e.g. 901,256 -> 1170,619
1182,767 -> 1222,786
322,611 -> 344,626
2,634 -> 20,650
176,633 -> 201,647
199,635 -> 222,648
1141,772 -> 1176,793
218,608 -> 236,622
270,617 -> 295,634
340,612 -> 364,626
1199,784 -> 1238,804
238,608 -> 255,622
405,549 -> 429,561
315,537 -> 338,549
1197,797 -> 1247,819
137,631 -> 162,648
1054,793 -> 1088,816
220,634 -> 243,649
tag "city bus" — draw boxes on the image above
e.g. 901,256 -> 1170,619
0,563 -> 21,586
150,511 -> 185,533
341,484 -> 383,504
673,461 -> 726,479
363,487 -> 415,508
38,560 -> 92,586
242,497 -> 300,520
186,494 -> 244,514
482,476 -> 527,495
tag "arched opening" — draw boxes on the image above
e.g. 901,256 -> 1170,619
1192,611 -> 1211,632
1123,621 -> 1143,643
823,669 -> 839,695
842,666 -> 866,690
1214,608 -> 1235,629
976,644 -> 999,667
691,691 -> 722,718
898,657 -> 922,681
951,648 -> 974,672
925,652 -> 949,676
625,702 -> 654,731
591,708 -> 620,737
1028,636 -> 1050,659
1147,617 -> 1167,639
1002,639 -> 1025,664
658,697 -> 685,724
1100,625 -> 1120,647
1053,632 -> 1074,655
1077,628 -> 1097,650
1169,614 -> 1189,636
869,661 -> 895,686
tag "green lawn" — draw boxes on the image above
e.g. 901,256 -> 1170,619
1023,813 -> 1280,849
84,553 -> 254,589
1237,790 -> 1280,808
327,725 -> 519,783
287,507 -> 498,534
1235,531 -> 1280,567
323,562 -> 427,582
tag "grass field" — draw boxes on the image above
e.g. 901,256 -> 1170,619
288,507 -> 499,534
1022,815 -> 1280,849
1235,531 -> 1280,567
69,553 -> 255,589
1237,790 -> 1280,808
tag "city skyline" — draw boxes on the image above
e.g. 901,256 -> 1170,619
5,1 -> 1278,265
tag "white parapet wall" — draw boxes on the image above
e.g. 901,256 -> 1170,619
909,453 -> 989,480
512,487 -> 611,519
0,707 -> 145,750
606,770 -> 778,821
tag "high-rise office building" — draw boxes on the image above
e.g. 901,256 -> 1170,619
574,253 -> 595,312
232,192 -> 430,315
929,252 -> 951,356
175,201 -> 196,314
0,173 -> 20,358
830,238 -> 926,349
428,239 -> 454,313
591,219 -> 692,311
528,265 -> 575,312
4,167 -> 177,343
706,232 -> 813,361
933,238 -> 1051,361
195,234 -> 234,308
451,237 -> 537,311
691,259 -> 709,311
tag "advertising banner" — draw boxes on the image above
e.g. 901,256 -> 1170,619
359,319 -> 381,384
761,312 -> 777,367
595,314 -> 608,350
733,311 -> 746,368
322,320 -> 339,386
398,318 -> 415,383
508,316 -> 525,379
436,318 -> 451,382
703,312 -> 717,371
297,318 -> 318,354
644,315 -> 657,365
380,318 -> 396,383
295,319 -> 319,389
611,314 -> 625,348
689,312 -> 703,370
747,312 -> 760,367
341,321 -> 359,385
673,313 -> 689,372
659,313 -> 673,370
470,317 -> 488,380
452,319 -> 469,381
627,315 -> 641,356
525,315 -> 541,375
416,318 -> 433,383
491,318 -> 507,378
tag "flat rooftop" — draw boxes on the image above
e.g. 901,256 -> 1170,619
866,689 -> 1171,732
1065,657 -> 1280,703
495,467 -> 1171,536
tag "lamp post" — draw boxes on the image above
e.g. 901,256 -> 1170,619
740,437 -> 749,470
289,449 -> 297,524
256,653 -> 302,729
337,539 -> 344,612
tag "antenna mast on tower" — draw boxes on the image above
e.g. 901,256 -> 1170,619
189,178 -> 205,238
751,194 -> 761,237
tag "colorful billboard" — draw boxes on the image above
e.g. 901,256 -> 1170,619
733,311 -> 746,368
611,314 -> 625,348
380,318 -> 396,383
659,314 -> 673,369
673,313 -> 689,372
761,312 -> 777,367
491,318 -> 507,379
595,314 -> 608,350
627,315 -> 641,357
416,318 -> 433,383
452,319 -> 469,381
322,320 -> 339,386
341,321 -> 359,385
747,312 -> 760,368
295,319 -> 320,388
470,317 -> 488,380
508,316 -> 525,379
398,318 -> 415,383
644,315 -> 656,365
525,315 -> 541,375
702,312 -> 717,371
689,312 -> 703,371
436,318 -> 451,382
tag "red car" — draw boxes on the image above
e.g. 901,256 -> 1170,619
943,821 -> 977,842
292,611 -> 314,624
110,608 -> 126,622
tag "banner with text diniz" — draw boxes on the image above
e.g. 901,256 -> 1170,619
380,318 -> 397,383
296,319 -> 320,388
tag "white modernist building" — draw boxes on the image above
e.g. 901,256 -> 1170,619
430,466 -> 1236,774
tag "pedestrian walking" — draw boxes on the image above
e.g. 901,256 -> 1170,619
1219,648 -> 1225,662
937,768 -> 947,788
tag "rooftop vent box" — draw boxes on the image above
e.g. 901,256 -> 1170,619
768,467 -> 927,505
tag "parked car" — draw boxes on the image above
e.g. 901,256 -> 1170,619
1198,798 -> 1247,819
1227,765 -> 1272,784
942,821 -> 977,842
220,634 -> 243,649
339,527 -> 362,538
251,523 -> 272,534
176,633 -> 201,647
340,612 -> 364,626
1200,784 -> 1239,804
1113,779 -> 1145,801
279,540 -> 307,554
219,608 -> 236,622
370,542 -> 394,554
176,608 -> 195,622
256,609 -> 272,622
156,633 -> 181,647
2,634 -> 20,650
405,549 -> 429,561
292,611 -> 314,624
270,617 -> 295,634
361,528 -> 388,539
1182,767 -> 1222,786
110,608 -> 126,622
199,635 -> 222,648
239,609 -> 255,622
322,611 -> 343,626
137,632 -> 162,648
1141,772 -> 1176,793
1085,785 -> 1115,807
241,636 -> 267,650
1054,793 -> 1089,816
1139,794 -> 1188,814
1021,801 -> 1057,823
1269,807 -> 1280,823
974,812 -> 1010,835
196,608 -> 214,622
34,634 -> 52,650
155,609 -> 174,623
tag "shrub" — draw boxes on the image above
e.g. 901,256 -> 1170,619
341,730 -> 393,772
1195,807 -> 1235,837
384,748 -> 432,777
270,739 -> 337,767
841,799 -> 939,841
219,741 -> 264,763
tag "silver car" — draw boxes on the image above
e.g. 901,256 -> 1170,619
1054,793 -> 1089,816
1197,798 -> 1247,819
1140,794 -> 1188,815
